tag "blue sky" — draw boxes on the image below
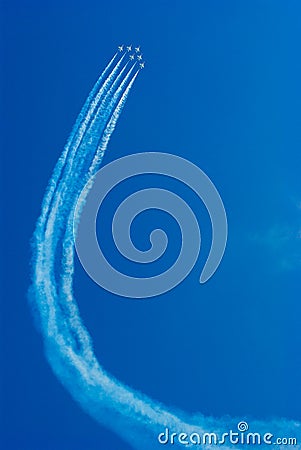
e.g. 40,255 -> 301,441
1,1 -> 301,449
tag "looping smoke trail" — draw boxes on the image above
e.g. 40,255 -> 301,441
30,51 -> 301,450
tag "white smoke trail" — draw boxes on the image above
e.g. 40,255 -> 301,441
60,70 -> 140,309
39,54 -> 127,233
32,60 -> 142,358
37,64 -> 138,322
36,53 -> 118,234
42,60 -> 135,252
59,54 -> 128,181
88,67 -> 139,176
30,51 -> 301,450
32,55 -> 133,342
34,56 -> 131,277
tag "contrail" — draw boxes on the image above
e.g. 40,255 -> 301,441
36,59 -> 132,285
37,53 -> 118,233
42,57 -> 132,240
30,50 -> 301,449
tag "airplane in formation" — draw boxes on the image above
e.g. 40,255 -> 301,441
118,45 -> 145,68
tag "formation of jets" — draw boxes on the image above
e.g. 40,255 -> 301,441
117,44 -> 145,69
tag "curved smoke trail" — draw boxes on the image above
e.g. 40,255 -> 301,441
30,50 -> 301,449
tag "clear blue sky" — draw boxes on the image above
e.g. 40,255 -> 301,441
1,1 -> 300,449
